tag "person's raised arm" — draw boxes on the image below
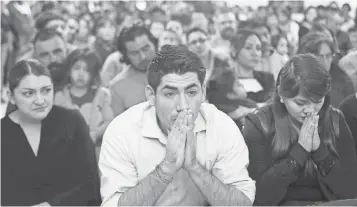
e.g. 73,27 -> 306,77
100,111 -> 188,206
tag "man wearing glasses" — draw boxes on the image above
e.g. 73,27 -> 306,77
108,22 -> 158,116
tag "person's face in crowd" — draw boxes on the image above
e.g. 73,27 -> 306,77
316,17 -> 327,25
65,18 -> 79,43
166,20 -> 184,36
70,60 -> 91,88
187,31 -> 209,56
217,12 -> 237,40
276,37 -> 288,56
306,8 -> 318,23
77,19 -> 90,39
327,12 -> 342,32
158,31 -> 180,50
254,26 -> 271,45
97,21 -> 116,42
34,36 -> 67,69
277,11 -> 289,24
317,8 -> 326,17
147,72 -> 205,133
45,19 -> 66,37
341,5 -> 350,18
237,35 -> 262,70
282,93 -> 325,123
125,34 -> 156,71
266,14 -> 279,28
316,42 -> 334,72
10,74 -> 54,121
257,7 -> 267,20
150,22 -> 165,39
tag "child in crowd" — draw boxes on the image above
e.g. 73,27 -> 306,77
270,34 -> 289,80
54,48 -> 114,147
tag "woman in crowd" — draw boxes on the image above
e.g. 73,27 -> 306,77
207,29 -> 274,129
1,59 -> 101,206
73,14 -> 95,48
243,54 -> 357,206
297,32 -> 355,107
339,93 -> 357,154
54,48 -> 114,148
298,6 -> 318,41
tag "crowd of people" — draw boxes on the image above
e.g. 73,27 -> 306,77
1,0 -> 357,206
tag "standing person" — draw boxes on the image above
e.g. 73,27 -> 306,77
99,45 -> 255,206
297,32 -> 355,107
1,59 -> 101,206
243,54 -> 357,206
109,22 -> 158,116
54,48 -> 114,152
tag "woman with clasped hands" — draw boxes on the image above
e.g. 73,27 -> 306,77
242,54 -> 357,206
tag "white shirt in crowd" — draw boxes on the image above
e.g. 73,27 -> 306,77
99,101 -> 256,206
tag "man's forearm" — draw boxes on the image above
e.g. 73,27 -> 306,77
187,164 -> 252,206
117,166 -> 170,206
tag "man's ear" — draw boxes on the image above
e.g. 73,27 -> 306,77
145,85 -> 155,106
7,90 -> 15,105
201,83 -> 207,103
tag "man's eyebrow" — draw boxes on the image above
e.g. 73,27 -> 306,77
161,83 -> 199,91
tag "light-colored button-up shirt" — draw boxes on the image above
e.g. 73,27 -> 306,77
99,101 -> 256,206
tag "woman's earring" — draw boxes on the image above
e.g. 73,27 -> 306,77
280,98 -> 284,103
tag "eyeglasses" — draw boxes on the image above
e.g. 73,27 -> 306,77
189,38 -> 206,45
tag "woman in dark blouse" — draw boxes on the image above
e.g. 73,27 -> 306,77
207,29 -> 274,129
243,54 -> 357,205
1,59 -> 101,206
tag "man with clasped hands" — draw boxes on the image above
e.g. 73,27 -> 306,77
99,45 -> 255,206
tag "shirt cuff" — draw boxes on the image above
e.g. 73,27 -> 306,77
289,143 -> 309,167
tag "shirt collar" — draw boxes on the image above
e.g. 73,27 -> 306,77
140,104 -> 206,145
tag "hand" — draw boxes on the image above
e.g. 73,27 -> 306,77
312,115 -> 321,151
298,115 -> 316,152
184,112 -> 198,170
161,111 -> 188,176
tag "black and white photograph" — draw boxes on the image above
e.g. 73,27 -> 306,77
1,0 -> 357,206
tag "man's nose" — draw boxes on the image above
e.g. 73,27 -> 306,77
176,94 -> 189,112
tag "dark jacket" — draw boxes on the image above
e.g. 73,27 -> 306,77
339,94 -> 357,154
330,63 -> 355,107
243,105 -> 357,205
1,106 -> 101,206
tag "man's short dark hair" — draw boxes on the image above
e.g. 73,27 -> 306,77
33,28 -> 65,46
147,45 -> 206,92
342,3 -> 351,12
186,27 -> 208,42
244,20 -> 271,33
317,5 -> 325,10
116,22 -> 158,65
35,11 -> 64,30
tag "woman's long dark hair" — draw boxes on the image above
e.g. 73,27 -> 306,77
272,54 -> 338,175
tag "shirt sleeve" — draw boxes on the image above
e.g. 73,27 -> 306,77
109,85 -> 126,116
99,119 -> 138,206
211,115 -> 256,203
101,54 -> 123,86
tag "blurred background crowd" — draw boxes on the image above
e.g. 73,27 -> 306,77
1,0 -> 357,155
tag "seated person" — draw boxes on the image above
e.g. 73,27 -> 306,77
54,48 -> 114,153
99,45 -> 255,206
1,59 -> 101,206
243,54 -> 357,205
